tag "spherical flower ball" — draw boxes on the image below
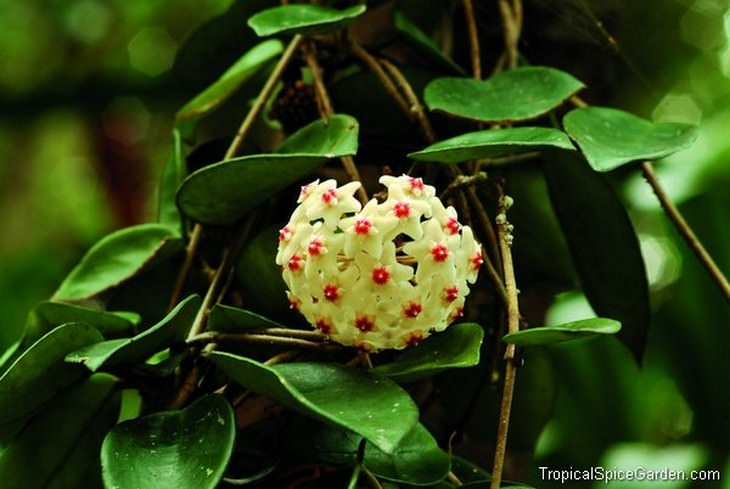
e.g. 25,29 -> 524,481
276,175 -> 482,351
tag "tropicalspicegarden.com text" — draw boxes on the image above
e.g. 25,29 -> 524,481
538,466 -> 721,485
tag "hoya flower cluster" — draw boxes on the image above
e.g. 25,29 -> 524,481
276,175 -> 483,351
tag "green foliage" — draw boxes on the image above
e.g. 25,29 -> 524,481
544,151 -> 651,362
101,395 -> 235,489
409,127 -> 574,163
0,374 -> 121,489
424,67 -> 584,122
53,224 -> 184,301
66,295 -> 200,372
503,318 -> 621,346
176,114 -> 359,225
372,323 -> 483,382
0,323 -> 103,438
211,352 -> 419,453
1,1 -> 716,488
177,39 -> 284,122
248,5 -> 367,37
563,107 -> 698,172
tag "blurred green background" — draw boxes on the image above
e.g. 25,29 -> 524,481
0,1 -> 727,488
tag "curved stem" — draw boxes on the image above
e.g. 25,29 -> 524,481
641,161 -> 730,300
302,40 -> 369,205
225,34 -> 304,160
490,192 -> 521,489
461,0 -> 482,79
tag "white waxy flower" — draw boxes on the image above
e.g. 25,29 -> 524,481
275,174 -> 482,351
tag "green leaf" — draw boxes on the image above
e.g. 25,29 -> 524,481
53,224 -> 184,301
208,304 -> 284,332
543,151 -> 650,362
424,67 -> 584,122
372,323 -> 483,382
563,107 -> 698,172
286,417 -> 450,485
101,394 -> 235,489
66,295 -> 200,372
157,129 -> 187,231
211,353 -> 418,453
503,318 -> 621,346
0,323 -> 103,438
408,127 -> 574,163
23,301 -> 137,348
248,4 -> 367,37
393,10 -> 465,75
177,39 -> 284,122
0,374 -> 121,489
177,114 -> 359,225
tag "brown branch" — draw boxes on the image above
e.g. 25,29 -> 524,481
302,40 -> 369,205
461,0 -> 482,79
225,34 -> 304,160
348,39 -> 411,116
641,161 -> 730,300
497,0 -> 519,69
188,331 -> 337,350
168,223 -> 203,311
490,192 -> 521,489
379,59 -> 437,143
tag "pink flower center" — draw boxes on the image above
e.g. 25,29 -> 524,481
315,318 -> 332,334
354,218 -> 372,235
321,188 -> 338,205
431,244 -> 449,262
288,253 -> 303,271
279,226 -> 292,242
444,218 -> 461,235
443,285 -> 459,303
408,177 -> 425,195
323,283 -> 340,301
308,238 -> 324,256
404,301 -> 423,318
450,306 -> 464,321
371,266 -> 390,285
299,183 -> 316,201
288,297 -> 301,310
470,251 -> 484,271
354,316 -> 374,332
393,201 -> 411,219
406,332 -> 423,346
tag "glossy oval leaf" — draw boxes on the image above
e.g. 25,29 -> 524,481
101,394 -> 235,489
0,323 -> 103,437
372,323 -> 483,382
563,107 -> 698,172
248,4 -> 366,37
425,67 -> 584,122
66,294 -> 200,372
503,318 -> 621,346
53,224 -> 184,301
24,301 -> 137,348
0,374 -> 121,489
209,304 -> 284,332
543,150 -> 650,362
177,39 -> 283,122
408,127 -> 574,163
211,352 -> 418,453
286,417 -> 449,485
177,114 -> 359,225
393,10 -> 465,75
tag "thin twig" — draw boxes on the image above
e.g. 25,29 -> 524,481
264,349 -> 303,366
225,34 -> 304,160
169,342 -> 216,409
461,0 -> 482,79
641,161 -> 730,300
302,40 -> 369,205
188,331 -> 336,350
380,59 -> 438,143
490,192 -> 521,489
349,38 -> 411,116
497,0 -> 519,69
447,470 -> 464,486
466,187 -> 503,276
168,223 -> 203,311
